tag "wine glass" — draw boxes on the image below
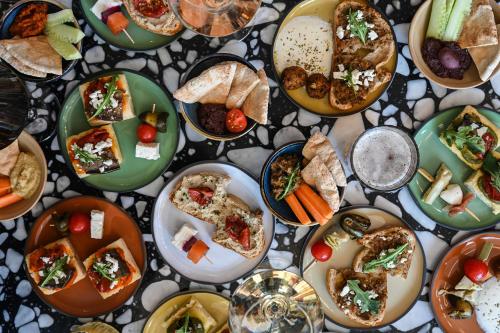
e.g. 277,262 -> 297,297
229,270 -> 324,333
167,0 -> 262,39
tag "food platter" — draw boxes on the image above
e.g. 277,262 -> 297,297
430,232 -> 500,333
58,68 -> 179,192
23,196 -> 146,317
408,106 -> 500,230
152,161 -> 275,284
299,206 -> 425,329
143,290 -> 230,333
272,0 -> 397,117
78,0 -> 183,51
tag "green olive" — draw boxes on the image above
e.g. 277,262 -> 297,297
139,111 -> 168,132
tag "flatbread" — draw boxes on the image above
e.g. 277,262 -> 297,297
302,156 -> 341,212
173,62 -> 237,103
226,63 -> 260,109
198,61 -> 237,104
0,43 -> 46,77
0,36 -> 62,75
469,24 -> 500,81
0,139 -> 19,176
458,0 -> 498,48
241,69 -> 269,124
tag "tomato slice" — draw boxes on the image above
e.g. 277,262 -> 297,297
188,187 -> 214,206
225,109 -> 248,133
225,215 -> 251,250
482,174 -> 500,202
482,132 -> 495,152
133,0 -> 168,18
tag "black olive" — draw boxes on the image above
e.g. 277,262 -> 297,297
340,214 -> 371,239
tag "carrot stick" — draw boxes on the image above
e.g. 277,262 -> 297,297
296,183 -> 333,219
285,193 -> 311,225
295,189 -> 328,225
0,192 -> 23,209
0,177 -> 11,196
187,239 -> 209,264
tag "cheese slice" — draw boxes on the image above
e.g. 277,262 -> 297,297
90,210 -> 105,239
135,142 -> 160,160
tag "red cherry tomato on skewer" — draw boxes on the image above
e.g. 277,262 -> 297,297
311,239 -> 333,262
68,212 -> 90,234
464,258 -> 489,283
137,123 -> 157,143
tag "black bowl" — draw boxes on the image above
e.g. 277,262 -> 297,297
0,0 -> 83,83
176,53 -> 257,141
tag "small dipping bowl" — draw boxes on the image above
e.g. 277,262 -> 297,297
350,126 -> 419,192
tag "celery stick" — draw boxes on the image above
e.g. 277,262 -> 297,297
442,0 -> 472,41
426,0 -> 450,39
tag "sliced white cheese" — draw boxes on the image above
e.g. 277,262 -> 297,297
476,126 -> 488,137
439,184 -> 463,205
455,275 -> 482,291
90,210 -> 105,239
135,142 -> 160,160
91,0 -> 123,20
172,225 -> 198,251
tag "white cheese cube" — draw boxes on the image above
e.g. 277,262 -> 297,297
135,142 -> 160,160
91,0 -> 123,19
172,225 -> 198,251
90,210 -> 105,239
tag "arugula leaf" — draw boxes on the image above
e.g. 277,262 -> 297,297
71,144 -> 102,164
346,280 -> 380,314
363,243 -> 409,272
175,314 -> 190,333
341,68 -> 359,93
443,126 -> 485,153
347,9 -> 369,44
89,75 -> 119,120
483,153 -> 500,192
40,255 -> 68,287
92,262 -> 116,282
277,162 -> 301,200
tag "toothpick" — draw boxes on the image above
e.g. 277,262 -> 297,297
204,255 -> 214,264
122,29 -> 135,44
465,208 -> 480,222
302,259 -> 317,274
151,103 -> 156,113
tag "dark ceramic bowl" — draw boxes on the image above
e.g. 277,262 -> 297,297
176,53 -> 257,141
0,0 -> 83,83
260,141 -> 346,227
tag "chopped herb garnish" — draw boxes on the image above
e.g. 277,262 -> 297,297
175,314 -> 190,333
341,67 -> 359,93
277,162 -> 301,200
72,144 -> 102,164
363,243 -> 409,272
347,9 -> 368,44
483,153 -> 500,192
347,279 -> 380,314
40,256 -> 68,287
89,75 -> 119,120
92,261 -> 115,282
443,125 -> 485,154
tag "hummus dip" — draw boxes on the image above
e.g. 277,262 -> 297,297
10,152 -> 41,198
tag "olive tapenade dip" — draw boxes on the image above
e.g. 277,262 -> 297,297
79,74 -> 135,127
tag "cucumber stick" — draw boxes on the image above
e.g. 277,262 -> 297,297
442,0 -> 473,41
45,24 -> 85,44
46,9 -> 76,28
47,36 -> 82,60
426,0 -> 450,39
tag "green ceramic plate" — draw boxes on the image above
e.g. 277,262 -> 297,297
78,0 -> 182,51
408,107 -> 499,230
58,69 -> 179,192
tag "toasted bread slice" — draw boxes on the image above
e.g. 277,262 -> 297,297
164,297 -> 217,332
465,169 -> 500,215
439,105 -> 500,170
66,124 -> 123,178
79,74 -> 135,127
334,1 -> 395,68
330,54 -> 391,110
123,0 -> 182,36
211,195 -> 265,259
25,237 -> 85,295
170,173 -> 231,224
83,238 -> 141,299
353,226 -> 416,279
327,268 -> 387,326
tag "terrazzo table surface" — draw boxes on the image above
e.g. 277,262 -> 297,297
1,0 -> 499,332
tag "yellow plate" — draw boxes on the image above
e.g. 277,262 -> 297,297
143,291 -> 229,333
300,206 -> 425,329
272,0 -> 397,117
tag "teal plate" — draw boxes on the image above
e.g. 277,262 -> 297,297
58,69 -> 179,192
78,0 -> 183,51
408,106 -> 500,230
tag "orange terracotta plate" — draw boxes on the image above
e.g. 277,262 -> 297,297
24,196 -> 146,317
431,232 -> 500,333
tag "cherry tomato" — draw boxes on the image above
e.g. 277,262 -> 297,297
225,109 -> 247,133
137,123 -> 157,143
188,187 -> 214,206
464,258 -> 489,283
68,212 -> 90,234
311,240 -> 332,262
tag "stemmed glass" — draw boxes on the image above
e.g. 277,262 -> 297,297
229,270 -> 324,333
167,0 -> 262,39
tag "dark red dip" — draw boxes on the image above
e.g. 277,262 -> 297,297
197,104 -> 227,134
421,37 -> 471,80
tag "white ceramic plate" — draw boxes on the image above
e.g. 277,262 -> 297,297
152,161 -> 275,284
300,206 -> 425,330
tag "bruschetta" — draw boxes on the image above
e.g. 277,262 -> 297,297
465,169 -> 500,215
25,237 -> 85,295
83,238 -> 141,299
66,124 -> 123,178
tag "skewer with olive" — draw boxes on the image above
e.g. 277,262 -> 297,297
139,104 -> 169,132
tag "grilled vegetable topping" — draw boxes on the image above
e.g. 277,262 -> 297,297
71,144 -> 102,164
270,154 -> 302,200
346,9 -> 368,44
448,295 -> 473,319
89,75 -> 119,120
340,214 -> 371,238
346,279 -> 380,314
363,243 -> 408,272
40,255 -> 69,287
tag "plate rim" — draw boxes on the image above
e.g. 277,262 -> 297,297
429,230 -> 500,333
75,0 -> 183,52
22,195 -> 147,318
151,160 -> 276,285
143,289 -> 230,332
56,67 -> 180,193
270,0 -> 398,118
407,105 -> 500,231
259,140 -> 346,227
298,204 -> 427,330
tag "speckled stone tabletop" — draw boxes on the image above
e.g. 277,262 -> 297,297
0,0 -> 499,332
